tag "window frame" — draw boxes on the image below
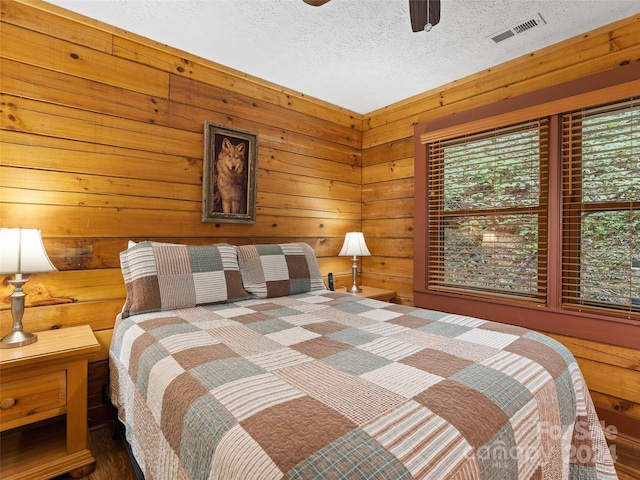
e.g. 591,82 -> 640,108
426,119 -> 550,304
413,62 -> 640,350
561,100 -> 640,317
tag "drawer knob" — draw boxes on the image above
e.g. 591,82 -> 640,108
0,397 -> 16,409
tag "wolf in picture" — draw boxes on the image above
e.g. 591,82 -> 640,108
216,137 -> 248,214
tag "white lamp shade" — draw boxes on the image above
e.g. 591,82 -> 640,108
0,228 -> 57,274
339,232 -> 371,257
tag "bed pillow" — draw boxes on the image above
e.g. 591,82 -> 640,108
120,241 -> 249,318
236,243 -> 326,298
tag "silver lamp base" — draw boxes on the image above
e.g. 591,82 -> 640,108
0,330 -> 37,349
346,255 -> 362,294
0,277 -> 38,349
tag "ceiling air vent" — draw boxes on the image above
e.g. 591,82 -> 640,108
489,13 -> 547,44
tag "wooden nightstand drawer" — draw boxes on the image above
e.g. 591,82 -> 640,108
0,370 -> 66,430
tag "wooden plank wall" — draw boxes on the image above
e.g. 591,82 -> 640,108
0,0 -> 363,411
1,0 -> 638,444
360,13 -> 640,441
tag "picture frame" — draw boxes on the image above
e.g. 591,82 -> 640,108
202,121 -> 258,223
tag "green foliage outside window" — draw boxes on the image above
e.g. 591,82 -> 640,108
436,124 -> 542,298
575,107 -> 639,308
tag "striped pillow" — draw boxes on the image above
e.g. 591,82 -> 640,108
236,243 -> 326,298
120,241 -> 249,318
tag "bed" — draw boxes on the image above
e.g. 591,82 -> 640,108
110,241 -> 617,480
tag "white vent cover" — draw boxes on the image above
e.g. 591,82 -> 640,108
489,13 -> 547,43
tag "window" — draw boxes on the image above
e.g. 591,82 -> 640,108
562,98 -> 640,317
424,97 -> 638,320
427,120 -> 549,303
414,66 -> 640,344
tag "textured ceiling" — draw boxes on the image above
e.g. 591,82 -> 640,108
48,0 -> 639,114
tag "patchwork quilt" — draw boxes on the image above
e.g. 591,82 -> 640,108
110,290 -> 617,480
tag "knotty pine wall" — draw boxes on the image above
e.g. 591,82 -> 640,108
1,0 -> 638,442
361,13 -> 640,441
0,0 -> 363,411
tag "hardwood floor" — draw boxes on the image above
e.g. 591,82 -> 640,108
58,424 -> 638,480
54,425 -> 137,480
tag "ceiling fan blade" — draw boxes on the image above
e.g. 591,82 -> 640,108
303,0 -> 331,5
409,0 -> 441,32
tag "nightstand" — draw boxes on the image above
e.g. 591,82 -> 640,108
0,325 -> 100,480
351,285 -> 396,302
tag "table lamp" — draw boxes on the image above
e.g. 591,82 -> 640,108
339,232 -> 371,294
0,228 -> 57,348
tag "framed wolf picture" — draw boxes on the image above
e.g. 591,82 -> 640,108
202,122 -> 258,223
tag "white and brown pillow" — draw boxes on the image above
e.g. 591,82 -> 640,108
120,241 -> 249,318
235,243 -> 326,298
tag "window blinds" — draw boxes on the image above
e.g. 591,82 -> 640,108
562,97 -> 640,318
427,119 -> 549,303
